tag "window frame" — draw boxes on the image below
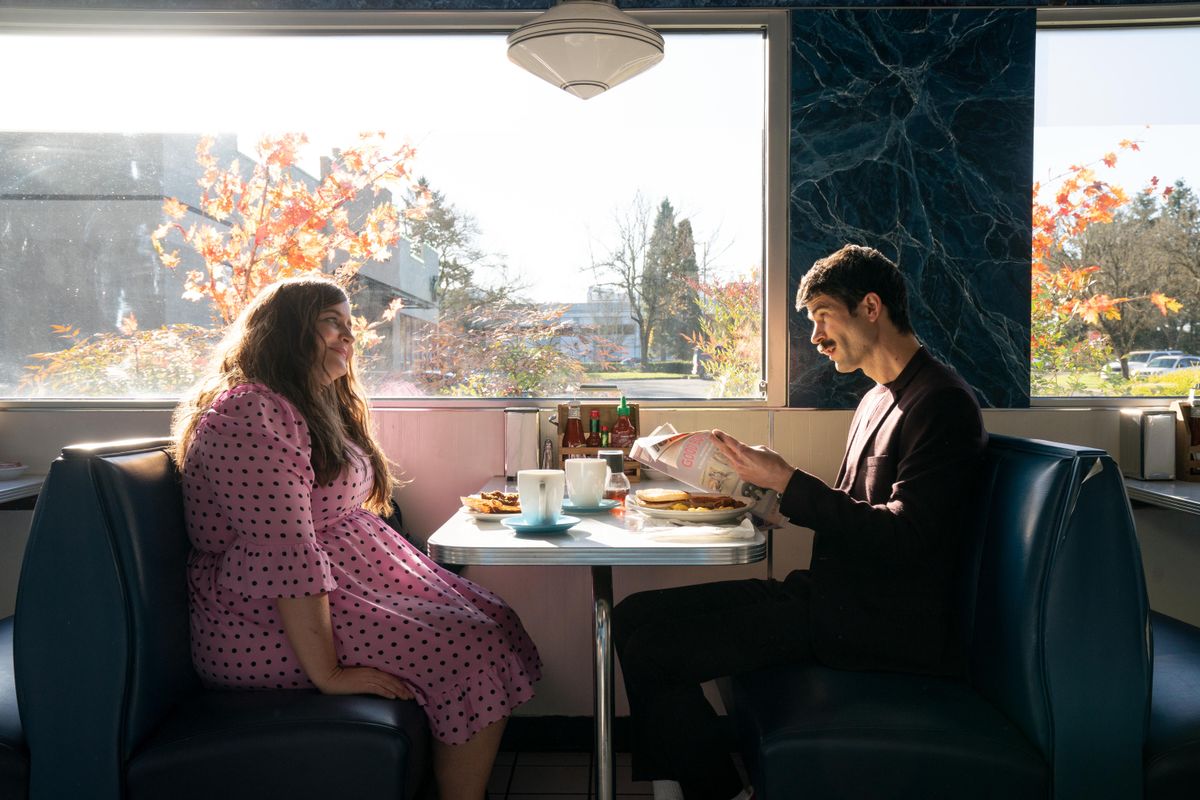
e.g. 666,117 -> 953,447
0,6 -> 790,411
1032,3 -> 1200,408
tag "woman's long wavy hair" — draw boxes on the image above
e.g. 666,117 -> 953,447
171,276 -> 396,515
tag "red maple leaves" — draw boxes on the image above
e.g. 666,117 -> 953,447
152,133 -> 424,325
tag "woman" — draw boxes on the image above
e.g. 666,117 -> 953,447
172,276 -> 540,799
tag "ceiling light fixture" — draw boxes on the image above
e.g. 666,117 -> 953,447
506,0 -> 665,100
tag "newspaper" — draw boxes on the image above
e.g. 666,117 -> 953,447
629,424 -> 780,521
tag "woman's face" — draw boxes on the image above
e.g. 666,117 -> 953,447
313,300 -> 354,385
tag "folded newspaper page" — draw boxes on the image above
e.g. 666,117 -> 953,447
629,424 -> 780,520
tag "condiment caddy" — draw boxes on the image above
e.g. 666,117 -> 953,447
557,396 -> 642,482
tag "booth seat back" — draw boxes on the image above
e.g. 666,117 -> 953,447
0,616 -> 27,800
14,438 -> 196,798
959,434 -> 1151,799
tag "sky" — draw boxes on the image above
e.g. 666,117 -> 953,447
1034,27 -> 1200,202
0,31 -> 766,303
4,24 -> 1198,302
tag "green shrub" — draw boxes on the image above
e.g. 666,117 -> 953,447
1130,368 -> 1200,398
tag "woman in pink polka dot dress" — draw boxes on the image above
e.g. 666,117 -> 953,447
172,277 -> 541,799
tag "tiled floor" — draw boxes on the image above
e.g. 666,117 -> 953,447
489,751 -> 652,799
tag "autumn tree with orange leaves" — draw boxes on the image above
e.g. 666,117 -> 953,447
685,271 -> 762,398
1031,139 -> 1182,395
23,133 -> 422,395
153,132 -> 420,326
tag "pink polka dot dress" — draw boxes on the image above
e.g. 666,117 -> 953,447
183,383 -> 541,744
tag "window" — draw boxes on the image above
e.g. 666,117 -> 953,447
1034,16 -> 1200,399
0,10 -> 787,403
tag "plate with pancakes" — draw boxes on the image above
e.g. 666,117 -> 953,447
630,488 -> 749,524
461,491 -> 522,520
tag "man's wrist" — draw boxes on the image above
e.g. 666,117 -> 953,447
777,465 -> 806,496
770,468 -> 797,494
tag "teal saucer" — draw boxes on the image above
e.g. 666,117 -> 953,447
561,498 -> 620,514
501,515 -> 581,535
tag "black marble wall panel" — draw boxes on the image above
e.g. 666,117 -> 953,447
788,9 -> 1034,408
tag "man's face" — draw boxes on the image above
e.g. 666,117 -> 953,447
804,293 -> 876,374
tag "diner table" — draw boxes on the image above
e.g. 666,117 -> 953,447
0,473 -> 44,511
426,480 -> 768,800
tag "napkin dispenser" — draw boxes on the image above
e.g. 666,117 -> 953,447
1119,408 -> 1176,480
504,407 -> 542,480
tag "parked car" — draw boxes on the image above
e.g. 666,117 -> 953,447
1104,349 -> 1183,378
1135,354 -> 1200,377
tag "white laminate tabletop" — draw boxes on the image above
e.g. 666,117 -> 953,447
427,480 -> 767,567
1125,478 -> 1200,517
0,474 -> 45,505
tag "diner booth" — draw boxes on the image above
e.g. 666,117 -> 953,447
3,2 -> 1200,800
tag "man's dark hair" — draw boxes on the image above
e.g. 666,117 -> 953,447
796,244 -> 913,334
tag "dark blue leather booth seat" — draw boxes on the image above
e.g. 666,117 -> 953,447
1146,611 -> 1200,800
729,435 -> 1151,800
14,439 -> 429,800
0,616 -> 28,800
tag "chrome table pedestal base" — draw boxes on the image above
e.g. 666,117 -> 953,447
592,565 -> 615,800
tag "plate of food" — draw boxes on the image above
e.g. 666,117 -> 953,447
630,488 -> 749,524
461,490 -> 522,520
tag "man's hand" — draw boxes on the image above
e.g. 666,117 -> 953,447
712,429 -> 795,494
316,665 -> 415,701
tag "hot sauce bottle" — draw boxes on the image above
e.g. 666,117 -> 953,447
585,409 -> 602,447
609,395 -> 637,449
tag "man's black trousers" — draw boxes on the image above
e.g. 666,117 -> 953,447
613,571 -> 815,800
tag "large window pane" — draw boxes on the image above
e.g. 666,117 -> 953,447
1033,25 -> 1200,399
0,27 -> 765,400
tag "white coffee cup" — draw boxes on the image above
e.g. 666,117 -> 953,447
565,458 -> 607,507
516,469 -> 565,525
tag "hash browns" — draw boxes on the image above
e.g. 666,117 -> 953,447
634,491 -> 744,512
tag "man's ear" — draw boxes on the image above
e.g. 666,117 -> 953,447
861,292 -> 883,322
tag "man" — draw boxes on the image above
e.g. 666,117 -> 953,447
613,244 -> 987,800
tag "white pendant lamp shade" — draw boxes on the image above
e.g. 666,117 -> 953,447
507,0 -> 665,100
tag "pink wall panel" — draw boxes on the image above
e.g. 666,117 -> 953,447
372,408 -> 506,539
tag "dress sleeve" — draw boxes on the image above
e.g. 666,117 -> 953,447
195,385 -> 337,600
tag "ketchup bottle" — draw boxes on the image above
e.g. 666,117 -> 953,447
586,409 -> 602,447
562,397 -> 585,449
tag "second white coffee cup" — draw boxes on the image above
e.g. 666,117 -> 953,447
565,458 -> 607,507
517,469 -> 565,525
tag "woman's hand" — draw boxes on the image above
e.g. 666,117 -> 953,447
315,665 -> 415,701
712,428 -> 795,494
275,593 -> 414,702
